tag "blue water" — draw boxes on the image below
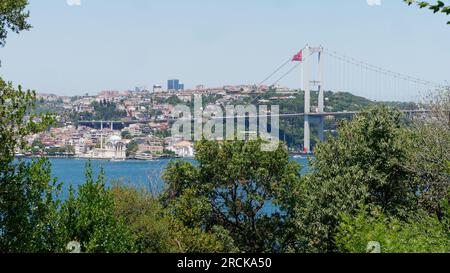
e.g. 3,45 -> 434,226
42,157 -> 310,197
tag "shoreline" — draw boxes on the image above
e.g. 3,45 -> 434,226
16,154 -> 309,161
15,155 -> 190,161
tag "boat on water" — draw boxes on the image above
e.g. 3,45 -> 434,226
292,154 -> 313,159
133,153 -> 156,161
290,148 -> 313,158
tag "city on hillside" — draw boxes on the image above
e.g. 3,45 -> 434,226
24,80 -> 420,160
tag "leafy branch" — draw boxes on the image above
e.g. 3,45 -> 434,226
0,0 -> 32,47
404,0 -> 450,24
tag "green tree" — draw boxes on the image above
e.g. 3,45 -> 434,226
60,163 -> 135,253
0,78 -> 65,252
1,0 -> 136,254
297,106 -> 419,252
154,129 -> 170,139
335,206 -> 449,253
126,140 -> 139,157
111,183 -> 234,253
66,145 -> 75,155
112,184 -> 178,253
121,130 -> 132,139
0,0 -> 31,47
441,161 -> 450,232
91,100 -> 127,121
162,139 -> 303,253
0,2 -> 67,252
404,1 -> 450,24
30,139 -> 45,155
406,90 -> 450,216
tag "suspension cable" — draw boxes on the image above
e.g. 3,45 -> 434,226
258,58 -> 292,86
271,63 -> 301,87
323,48 -> 443,89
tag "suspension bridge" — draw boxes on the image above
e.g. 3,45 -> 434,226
79,45 -> 447,153
253,45 -> 445,153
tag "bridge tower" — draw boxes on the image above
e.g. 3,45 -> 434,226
303,45 -> 325,153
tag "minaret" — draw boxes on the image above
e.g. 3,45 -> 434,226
100,121 -> 104,150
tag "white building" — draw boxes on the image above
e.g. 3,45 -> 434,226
153,85 -> 163,93
79,135 -> 126,160
168,141 -> 195,158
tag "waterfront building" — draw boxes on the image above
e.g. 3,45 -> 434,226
79,135 -> 126,160
167,141 -> 195,157
137,143 -> 163,155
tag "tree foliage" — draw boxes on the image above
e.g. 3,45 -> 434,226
162,139 -> 304,253
0,0 -> 31,47
112,184 -> 234,253
335,206 -> 449,253
406,90 -> 450,215
126,140 -> 139,157
0,78 -> 64,253
296,106 -> 428,252
60,163 -> 135,253
293,101 -> 450,253
91,99 -> 128,121
404,0 -> 450,24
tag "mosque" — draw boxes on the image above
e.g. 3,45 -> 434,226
81,134 -> 126,160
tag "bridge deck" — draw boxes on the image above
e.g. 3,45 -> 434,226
77,110 -> 430,125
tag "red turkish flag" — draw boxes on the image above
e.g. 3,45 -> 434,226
292,50 -> 303,62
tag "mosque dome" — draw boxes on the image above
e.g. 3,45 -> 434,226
108,135 -> 122,143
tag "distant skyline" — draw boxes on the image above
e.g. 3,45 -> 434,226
0,0 -> 449,100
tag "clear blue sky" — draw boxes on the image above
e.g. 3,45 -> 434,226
0,0 -> 449,98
